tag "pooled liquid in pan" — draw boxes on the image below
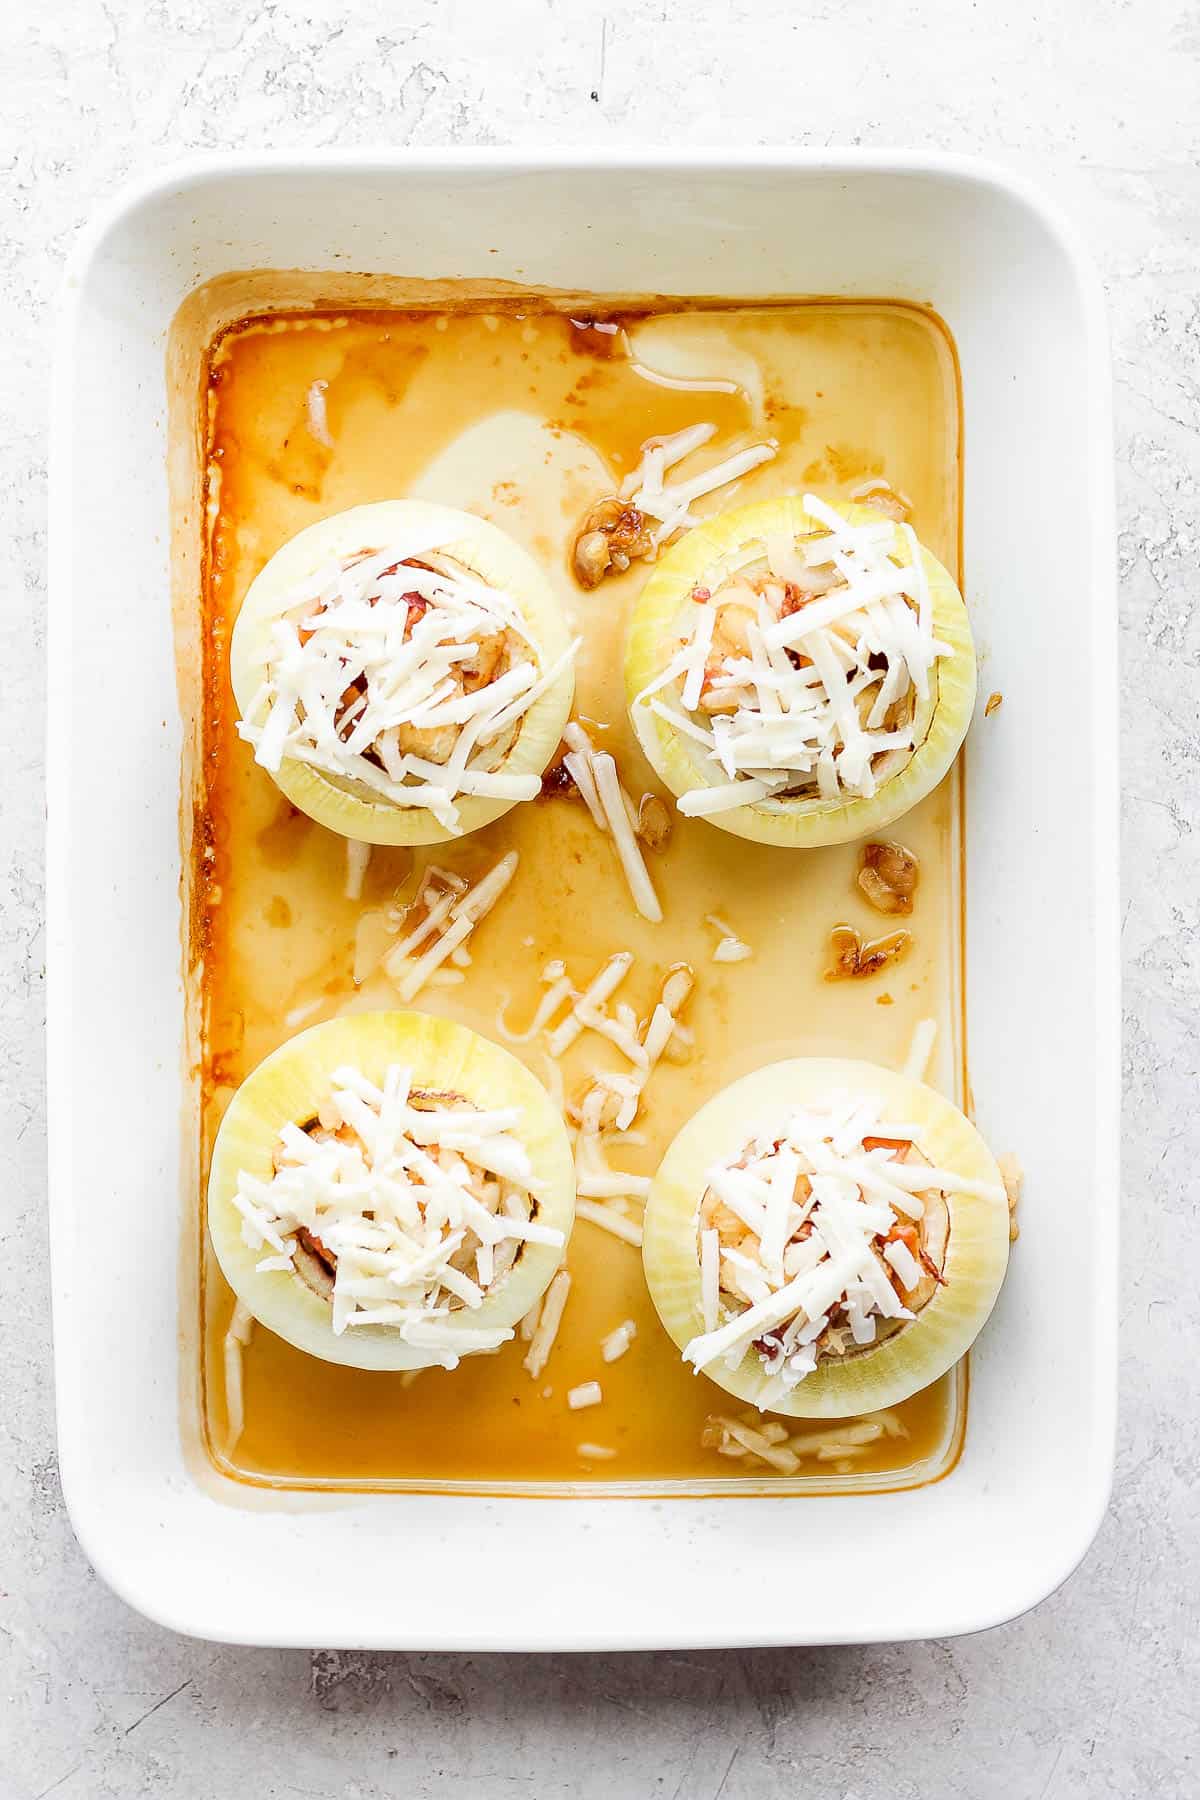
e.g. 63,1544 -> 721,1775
197,299 -> 965,1491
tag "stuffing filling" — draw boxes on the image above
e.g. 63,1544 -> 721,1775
857,840 -> 919,915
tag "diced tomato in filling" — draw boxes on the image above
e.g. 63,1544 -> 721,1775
885,1222 -> 920,1254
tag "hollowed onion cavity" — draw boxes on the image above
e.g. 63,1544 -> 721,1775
625,495 -> 976,847
230,500 -> 577,845
207,1011 -> 576,1371
641,1058 -> 1010,1417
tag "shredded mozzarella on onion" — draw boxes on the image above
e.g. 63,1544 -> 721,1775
238,536 -> 578,834
233,1064 -> 562,1366
682,1094 -> 999,1396
640,500 -> 952,814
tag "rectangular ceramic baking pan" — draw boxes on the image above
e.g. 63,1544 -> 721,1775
48,150 -> 1117,1649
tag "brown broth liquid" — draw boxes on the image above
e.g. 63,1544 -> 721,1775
198,301 -> 965,1492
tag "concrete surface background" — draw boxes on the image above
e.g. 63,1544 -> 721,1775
2,1 -> 1196,1795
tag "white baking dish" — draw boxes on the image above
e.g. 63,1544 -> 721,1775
48,150 -> 1117,1649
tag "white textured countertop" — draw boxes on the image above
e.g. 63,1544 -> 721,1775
3,1 -> 1194,1795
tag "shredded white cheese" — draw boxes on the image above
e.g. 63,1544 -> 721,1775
700,1227 -> 720,1335
704,1409 -> 906,1471
628,367 -> 740,398
575,1199 -> 643,1246
575,961 -> 694,1137
524,1268 -> 571,1378
233,1064 -> 562,1367
787,1419 -> 891,1453
561,724 -> 662,923
577,1170 -> 651,1199
710,913 -> 753,963
496,974 -> 574,1045
306,378 -> 334,449
883,1236 -> 923,1291
384,853 -> 518,1003
625,429 -> 778,550
238,533 -> 578,834
223,1335 -> 246,1449
567,1380 -> 603,1411
593,751 -> 663,924
998,1150 -> 1023,1243
713,938 -> 753,964
343,838 -> 371,902
283,996 -> 326,1030
228,1298 -> 255,1346
851,476 -> 913,520
637,498 -> 952,815
222,1300 -> 255,1451
903,1017 -> 938,1083
683,1093 -> 1000,1396
720,1419 -> 801,1474
600,1319 -> 637,1362
547,951 -> 633,1058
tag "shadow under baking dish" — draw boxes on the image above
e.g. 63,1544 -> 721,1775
180,285 -> 967,1497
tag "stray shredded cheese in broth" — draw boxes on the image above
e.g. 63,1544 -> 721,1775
703,1408 -> 907,1472
524,1268 -> 571,1379
902,1016 -> 937,1082
385,853 -> 519,1003
600,1319 -> 637,1363
569,960 -> 694,1140
306,378 -> 334,449
552,957 -> 695,1253
574,1198 -> 643,1246
625,429 -> 778,551
705,912 -> 753,962
712,935 -> 752,963
238,533 -> 578,833
222,1300 -> 255,1451
233,1064 -> 563,1367
561,723 -> 662,922
344,838 -> 371,901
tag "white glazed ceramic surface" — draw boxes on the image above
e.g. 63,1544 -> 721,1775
48,151 -> 1117,1649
